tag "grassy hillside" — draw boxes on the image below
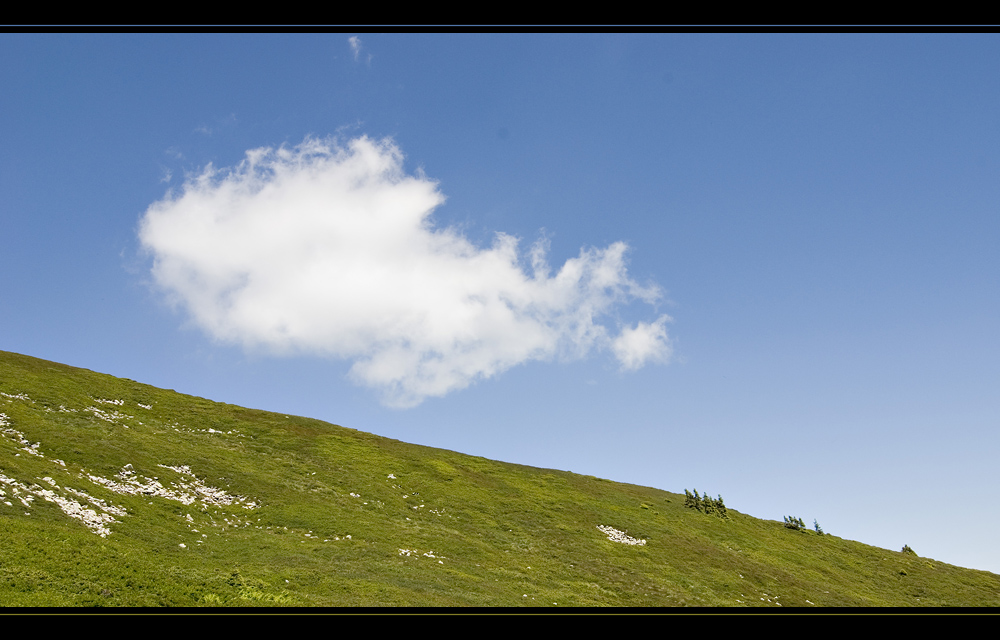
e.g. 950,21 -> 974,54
1,349 -> 997,607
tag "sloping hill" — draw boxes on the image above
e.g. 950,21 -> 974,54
1,350 -> 997,607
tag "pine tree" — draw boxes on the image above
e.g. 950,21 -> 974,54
716,494 -> 728,519
702,491 -> 715,515
685,488 -> 730,520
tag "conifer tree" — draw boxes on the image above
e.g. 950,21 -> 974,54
685,489 -> 730,520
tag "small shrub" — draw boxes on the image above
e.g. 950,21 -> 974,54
902,545 -> 916,556
813,519 -> 824,535
702,491 -> 716,515
684,489 -> 729,520
713,494 -> 729,520
783,516 -> 805,530
684,489 -> 701,511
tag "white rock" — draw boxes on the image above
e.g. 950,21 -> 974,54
597,525 -> 646,546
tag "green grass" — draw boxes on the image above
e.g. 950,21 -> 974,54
1,349 -> 998,607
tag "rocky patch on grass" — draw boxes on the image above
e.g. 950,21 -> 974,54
597,525 -> 646,546
87,463 -> 258,509
0,473 -> 122,537
1,422 -> 45,458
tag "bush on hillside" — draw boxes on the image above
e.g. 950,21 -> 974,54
685,489 -> 729,520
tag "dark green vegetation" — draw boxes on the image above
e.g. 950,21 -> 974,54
1,350 -> 998,607
684,489 -> 728,520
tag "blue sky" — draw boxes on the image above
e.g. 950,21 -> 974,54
3,33 -> 999,575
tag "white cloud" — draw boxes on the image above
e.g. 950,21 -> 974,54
612,316 -> 673,372
348,36 -> 362,61
139,135 -> 671,407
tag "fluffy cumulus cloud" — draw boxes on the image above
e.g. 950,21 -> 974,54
612,316 -> 673,371
139,136 -> 671,407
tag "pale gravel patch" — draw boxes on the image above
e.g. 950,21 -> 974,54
86,463 -> 258,509
167,422 -> 249,438
85,406 -> 134,425
597,525 -> 646,546
0,473 -> 118,537
0,405 -> 258,539
63,485 -> 128,517
0,423 -> 45,458
397,548 -> 445,563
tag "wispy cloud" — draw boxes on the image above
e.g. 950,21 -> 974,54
348,36 -> 362,62
194,113 -> 238,137
138,136 -> 672,407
